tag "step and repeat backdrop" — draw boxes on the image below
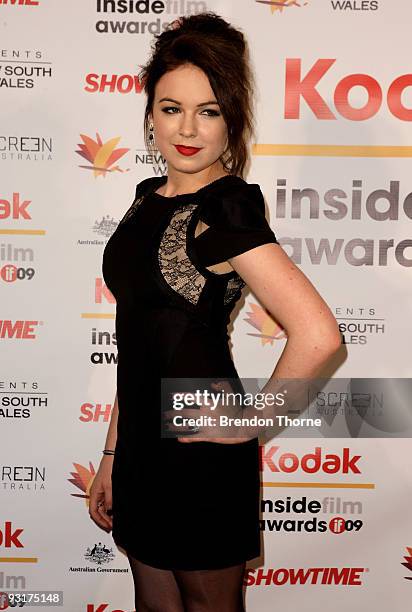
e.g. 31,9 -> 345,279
1,1 -> 412,611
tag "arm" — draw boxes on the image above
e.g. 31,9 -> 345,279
229,242 -> 342,378
177,242 -> 342,444
178,184 -> 341,443
103,391 -> 119,451
89,391 -> 119,531
227,242 -> 342,440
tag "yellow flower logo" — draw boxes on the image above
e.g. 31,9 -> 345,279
76,132 -> 130,178
255,0 -> 309,13
68,461 -> 96,507
244,302 -> 287,346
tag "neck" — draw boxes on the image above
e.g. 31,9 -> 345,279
158,165 -> 229,197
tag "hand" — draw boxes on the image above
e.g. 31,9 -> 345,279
89,455 -> 113,532
164,381 -> 253,445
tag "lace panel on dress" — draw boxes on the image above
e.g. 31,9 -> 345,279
118,194 -> 145,226
158,204 -> 207,305
224,276 -> 245,305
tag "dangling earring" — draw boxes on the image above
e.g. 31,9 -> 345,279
148,122 -> 155,146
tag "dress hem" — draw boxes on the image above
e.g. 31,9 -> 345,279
114,537 -> 260,571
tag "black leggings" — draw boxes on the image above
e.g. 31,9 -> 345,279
127,552 -> 246,612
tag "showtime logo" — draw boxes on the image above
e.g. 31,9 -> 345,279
85,73 -> 144,94
0,0 -> 39,4
260,446 -> 361,474
80,402 -> 113,422
244,566 -> 367,586
285,58 -> 412,121
0,320 -> 39,339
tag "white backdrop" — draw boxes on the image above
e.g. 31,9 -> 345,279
1,1 -> 412,611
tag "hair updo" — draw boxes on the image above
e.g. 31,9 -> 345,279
138,11 -> 256,178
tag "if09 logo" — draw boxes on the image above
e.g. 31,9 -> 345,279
0,264 -> 35,283
329,517 -> 363,534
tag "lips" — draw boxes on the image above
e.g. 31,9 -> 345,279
174,144 -> 202,156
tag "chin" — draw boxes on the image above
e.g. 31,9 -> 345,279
168,158 -> 204,172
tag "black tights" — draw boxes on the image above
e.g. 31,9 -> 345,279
127,552 -> 246,612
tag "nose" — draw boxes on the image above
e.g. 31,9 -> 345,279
178,113 -> 197,139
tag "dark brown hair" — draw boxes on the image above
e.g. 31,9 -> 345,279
138,12 -> 256,178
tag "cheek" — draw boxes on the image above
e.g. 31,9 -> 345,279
201,122 -> 227,146
156,120 -> 174,139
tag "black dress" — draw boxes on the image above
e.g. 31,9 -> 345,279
102,174 -> 278,570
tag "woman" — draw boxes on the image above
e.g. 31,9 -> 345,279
89,12 -> 341,612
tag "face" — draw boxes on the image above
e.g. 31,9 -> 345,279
149,63 -> 228,176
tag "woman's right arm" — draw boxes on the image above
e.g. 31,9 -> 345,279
227,242 -> 342,438
88,392 -> 119,532
103,391 -> 119,452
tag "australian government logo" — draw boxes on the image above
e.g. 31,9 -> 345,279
77,215 -> 118,247
85,542 -> 115,565
93,215 -> 118,237
69,541 -> 129,574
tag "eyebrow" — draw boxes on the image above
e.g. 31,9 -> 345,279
158,97 -> 219,107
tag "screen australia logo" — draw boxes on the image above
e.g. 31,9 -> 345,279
75,132 -> 130,178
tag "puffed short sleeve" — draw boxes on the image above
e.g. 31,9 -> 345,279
193,182 -> 278,267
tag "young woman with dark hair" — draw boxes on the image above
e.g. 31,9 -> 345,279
89,12 -> 341,612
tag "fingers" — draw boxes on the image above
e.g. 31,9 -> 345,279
102,487 -> 113,523
105,489 -> 113,516
97,499 -> 113,530
166,383 -> 243,440
89,488 -> 113,532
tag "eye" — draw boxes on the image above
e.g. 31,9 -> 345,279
161,106 -> 180,114
160,106 -> 221,117
201,109 -> 221,117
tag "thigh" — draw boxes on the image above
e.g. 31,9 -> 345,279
174,562 -> 246,612
127,553 -> 185,612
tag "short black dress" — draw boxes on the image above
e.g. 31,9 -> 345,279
102,174 -> 278,570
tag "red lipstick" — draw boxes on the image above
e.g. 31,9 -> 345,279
174,144 -> 202,156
